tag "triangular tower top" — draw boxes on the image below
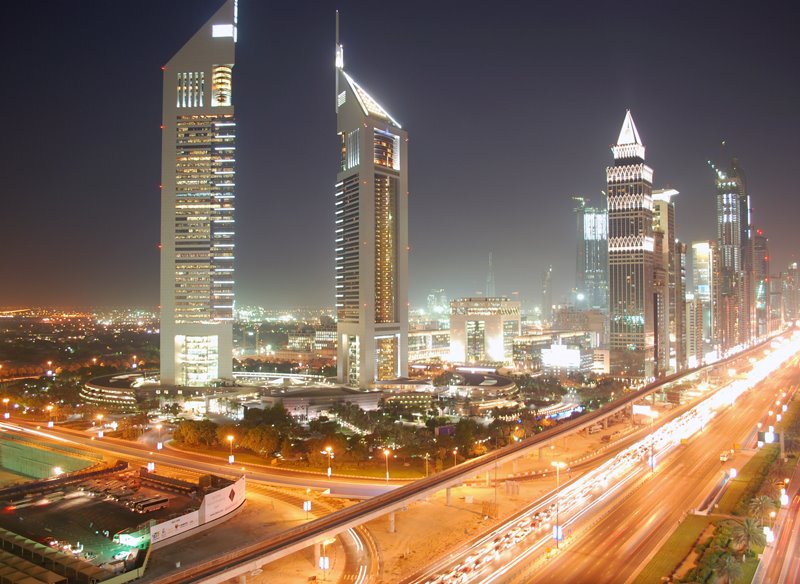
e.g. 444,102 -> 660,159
617,110 -> 642,146
612,110 -> 645,161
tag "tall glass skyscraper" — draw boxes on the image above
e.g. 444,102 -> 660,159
607,111 -> 655,380
573,197 -> 608,311
160,0 -> 237,386
711,158 -> 754,352
334,15 -> 408,387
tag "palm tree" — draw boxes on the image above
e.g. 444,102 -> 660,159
748,495 -> 775,524
732,517 -> 766,559
714,553 -> 743,584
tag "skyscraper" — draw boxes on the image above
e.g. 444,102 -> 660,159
334,14 -> 408,387
160,0 -> 238,386
573,196 -> 608,311
607,111 -> 655,380
753,229 -> 770,337
652,188 -> 677,374
541,265 -> 553,322
711,158 -> 754,352
486,253 -> 496,298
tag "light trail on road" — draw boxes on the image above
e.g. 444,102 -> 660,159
411,333 -> 800,584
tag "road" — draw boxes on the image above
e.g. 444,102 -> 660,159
757,461 -> 800,584
522,360 -> 800,584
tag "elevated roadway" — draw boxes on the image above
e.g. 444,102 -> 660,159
143,335 -> 788,583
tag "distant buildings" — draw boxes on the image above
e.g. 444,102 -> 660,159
449,297 -> 520,365
334,17 -> 408,387
573,197 -> 608,311
607,111 -> 655,379
159,0 -> 237,386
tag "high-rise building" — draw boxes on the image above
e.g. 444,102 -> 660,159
753,229 -> 770,337
685,293 -> 704,368
675,240 -> 687,370
652,188 -> 678,374
486,253 -> 496,298
691,240 -> 720,352
573,196 -> 608,311
607,111 -> 655,380
160,0 -> 238,386
541,265 -> 553,322
449,297 -> 520,365
334,15 -> 408,387
711,158 -> 754,352
783,263 -> 800,324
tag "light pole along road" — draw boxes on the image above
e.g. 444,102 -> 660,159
512,355 -> 800,584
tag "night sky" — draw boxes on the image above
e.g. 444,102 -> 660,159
2,1 -> 798,310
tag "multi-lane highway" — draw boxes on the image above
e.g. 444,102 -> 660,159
520,356 -> 799,583
399,337 -> 800,584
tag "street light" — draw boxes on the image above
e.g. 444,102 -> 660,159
383,449 -> 391,483
46,405 -> 54,428
453,447 -> 458,468
552,461 -> 567,548
3,397 -> 10,419
156,424 -> 163,450
424,452 -> 430,478
227,434 -> 234,464
323,446 -> 333,478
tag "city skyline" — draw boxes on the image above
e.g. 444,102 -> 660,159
2,0 -> 799,310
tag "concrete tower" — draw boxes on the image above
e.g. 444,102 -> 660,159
334,13 -> 408,387
160,0 -> 238,386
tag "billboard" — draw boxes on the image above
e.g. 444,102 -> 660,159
150,510 -> 199,544
200,476 -> 246,523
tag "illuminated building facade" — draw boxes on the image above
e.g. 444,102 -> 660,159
753,229 -> 770,336
573,197 -> 608,311
692,241 -> 714,346
684,293 -> 703,367
450,298 -> 520,365
160,0 -> 238,386
607,111 -> 655,379
334,16 -> 408,387
711,158 -> 754,352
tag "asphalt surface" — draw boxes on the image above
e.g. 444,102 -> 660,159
524,361 -> 800,584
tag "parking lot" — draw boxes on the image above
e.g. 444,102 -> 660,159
0,469 -> 196,570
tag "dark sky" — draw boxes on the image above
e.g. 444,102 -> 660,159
2,1 -> 798,310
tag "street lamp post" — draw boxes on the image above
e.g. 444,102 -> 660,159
424,453 -> 430,478
46,405 -> 54,428
3,397 -> 10,419
324,446 -> 333,478
383,449 -> 391,483
227,435 -> 234,464
552,461 -> 566,548
156,424 -> 163,450
453,447 -> 458,468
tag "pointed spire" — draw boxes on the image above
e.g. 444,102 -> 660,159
617,109 -> 642,146
611,110 -> 646,161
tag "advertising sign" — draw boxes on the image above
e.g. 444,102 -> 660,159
200,476 -> 246,523
150,510 -> 199,544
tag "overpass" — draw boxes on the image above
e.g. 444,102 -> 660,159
151,333 -> 788,583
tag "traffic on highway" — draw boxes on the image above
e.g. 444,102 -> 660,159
412,334 -> 800,584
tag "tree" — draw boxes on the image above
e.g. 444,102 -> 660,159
748,495 -> 775,524
241,425 -> 280,457
731,518 -> 766,558
713,553 -> 742,584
